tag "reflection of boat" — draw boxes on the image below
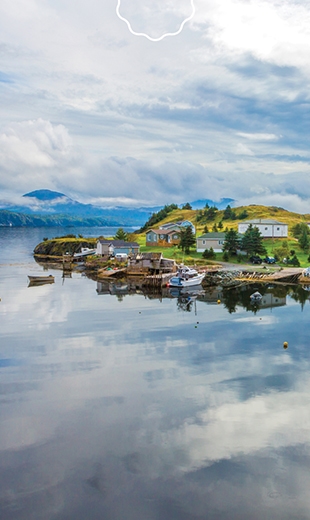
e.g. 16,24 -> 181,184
169,286 -> 204,298
73,248 -> 96,259
250,291 -> 262,302
28,275 -> 55,285
168,265 -> 205,288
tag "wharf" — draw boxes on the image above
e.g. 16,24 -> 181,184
236,268 -> 304,284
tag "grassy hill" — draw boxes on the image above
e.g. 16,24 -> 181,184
132,204 -> 310,266
137,204 -> 310,236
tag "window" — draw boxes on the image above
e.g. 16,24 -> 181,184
265,227 -> 268,230
277,227 -> 280,231
202,240 -> 206,245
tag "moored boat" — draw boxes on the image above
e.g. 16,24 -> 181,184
168,265 -> 205,288
73,247 -> 96,259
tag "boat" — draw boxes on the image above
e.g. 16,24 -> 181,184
73,247 -> 96,259
168,265 -> 205,288
28,275 -> 55,285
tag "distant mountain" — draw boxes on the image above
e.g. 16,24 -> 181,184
0,190 -> 236,227
23,189 -> 68,201
189,198 -> 235,210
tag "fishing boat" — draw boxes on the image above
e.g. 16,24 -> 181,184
168,265 -> 205,288
73,247 -> 96,259
28,275 -> 55,285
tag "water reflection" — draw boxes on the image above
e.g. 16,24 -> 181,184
2,257 -> 310,518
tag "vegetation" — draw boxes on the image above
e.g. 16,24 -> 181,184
223,229 -> 240,256
114,228 -> 128,241
138,204 -> 178,232
33,237 -> 97,256
178,226 -> 196,254
240,224 -> 267,256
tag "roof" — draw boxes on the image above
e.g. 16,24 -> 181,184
98,239 -> 139,247
160,220 -> 193,229
138,252 -> 162,260
240,219 -> 287,225
147,229 -> 179,235
197,232 -> 226,239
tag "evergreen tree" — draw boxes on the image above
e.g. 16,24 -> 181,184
203,225 -> 209,233
179,226 -> 196,254
299,228 -> 310,251
182,202 -> 192,210
212,223 -> 218,232
114,228 -> 128,241
218,220 -> 223,230
223,204 -> 236,220
241,224 -> 267,256
223,229 -> 240,255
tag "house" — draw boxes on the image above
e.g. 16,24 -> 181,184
159,220 -> 196,234
238,219 -> 288,238
96,239 -> 139,257
128,252 -> 176,273
196,232 -> 226,253
146,229 -> 180,247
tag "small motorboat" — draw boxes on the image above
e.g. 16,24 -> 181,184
168,265 -> 205,288
28,275 -> 55,286
73,247 -> 96,259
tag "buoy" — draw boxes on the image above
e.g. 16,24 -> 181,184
217,299 -> 221,304
283,341 -> 288,349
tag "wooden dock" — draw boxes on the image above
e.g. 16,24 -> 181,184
236,268 -> 304,284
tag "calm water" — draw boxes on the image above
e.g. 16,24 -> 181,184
1,227 -> 310,519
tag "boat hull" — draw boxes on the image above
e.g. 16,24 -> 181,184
28,275 -> 55,285
168,273 -> 205,287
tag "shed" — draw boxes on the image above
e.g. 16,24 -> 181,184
96,239 -> 140,257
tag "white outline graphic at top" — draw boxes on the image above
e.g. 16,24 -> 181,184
116,0 -> 196,41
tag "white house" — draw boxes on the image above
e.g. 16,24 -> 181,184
238,219 -> 288,238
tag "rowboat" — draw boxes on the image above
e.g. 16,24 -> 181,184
28,275 -> 55,285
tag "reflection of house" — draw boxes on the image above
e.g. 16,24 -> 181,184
238,219 -> 288,238
160,220 -> 196,234
196,232 -> 226,253
128,252 -> 176,273
146,229 -> 180,247
259,293 -> 286,309
96,239 -> 139,257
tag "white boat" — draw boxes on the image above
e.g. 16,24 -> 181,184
73,247 -> 96,258
168,265 -> 205,288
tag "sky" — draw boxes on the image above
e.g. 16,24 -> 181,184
1,0 -> 310,211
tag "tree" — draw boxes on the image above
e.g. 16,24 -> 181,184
212,223 -> 218,232
299,228 -> 310,251
218,220 -> 223,230
179,226 -> 196,254
202,247 -> 216,260
205,206 -> 218,221
223,229 -> 240,256
182,202 -> 192,210
203,225 -> 209,233
241,224 -> 267,256
238,210 -> 248,220
292,222 -> 310,239
114,228 -> 128,241
223,204 -> 236,220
